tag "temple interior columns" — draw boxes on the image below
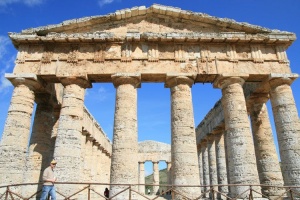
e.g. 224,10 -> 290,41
214,131 -> 228,199
207,135 -> 218,198
197,147 -> 204,194
201,140 -> 210,198
22,93 -> 57,197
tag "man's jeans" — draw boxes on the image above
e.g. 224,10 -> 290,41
40,185 -> 56,200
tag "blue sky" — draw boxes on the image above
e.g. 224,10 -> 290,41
0,0 -> 299,175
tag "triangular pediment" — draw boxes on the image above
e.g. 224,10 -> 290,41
19,4 -> 289,36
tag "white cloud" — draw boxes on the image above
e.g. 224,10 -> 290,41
98,0 -> 114,7
0,36 -> 10,60
0,0 -> 44,6
0,35 -> 14,92
0,55 -> 14,92
85,85 -> 111,102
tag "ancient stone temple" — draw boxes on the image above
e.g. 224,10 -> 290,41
0,4 -> 299,200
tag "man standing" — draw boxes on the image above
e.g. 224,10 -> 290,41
40,160 -> 57,200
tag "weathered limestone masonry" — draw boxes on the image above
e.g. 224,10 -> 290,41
22,91 -> 59,197
248,93 -> 284,197
214,75 -> 262,197
53,77 -> 91,195
197,74 -> 299,198
207,135 -> 218,196
0,3 -> 299,200
200,140 -> 210,197
214,132 -> 228,198
0,74 -> 44,190
165,74 -> 201,199
110,74 -> 140,199
269,75 -> 300,189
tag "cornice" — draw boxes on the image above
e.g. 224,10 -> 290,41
17,4 -> 292,36
8,31 -> 296,46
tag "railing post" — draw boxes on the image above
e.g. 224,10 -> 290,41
289,187 -> 294,200
212,186 -> 215,200
129,185 -> 131,200
5,187 -> 9,200
249,186 -> 253,200
88,184 -> 91,200
171,186 -> 174,200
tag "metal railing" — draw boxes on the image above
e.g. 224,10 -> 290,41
0,182 -> 299,200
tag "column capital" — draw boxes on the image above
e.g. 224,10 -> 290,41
213,73 -> 249,89
138,161 -> 145,164
268,73 -> 298,88
249,93 -> 269,106
164,73 -> 195,88
111,73 -> 141,88
152,161 -> 159,164
58,75 -> 92,88
5,73 -> 45,92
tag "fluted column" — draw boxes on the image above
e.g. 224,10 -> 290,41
22,93 -> 58,197
153,161 -> 160,195
249,93 -> 284,197
197,148 -> 204,194
214,75 -> 261,198
201,140 -> 210,198
53,77 -> 91,195
0,75 -> 43,188
139,162 -> 145,194
110,73 -> 141,199
215,132 -> 229,199
269,76 -> 300,190
165,74 -> 201,199
207,135 -> 218,198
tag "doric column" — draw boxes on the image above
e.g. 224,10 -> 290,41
201,140 -> 210,197
269,76 -> 300,190
84,138 -> 93,181
249,93 -> 284,197
0,75 -> 43,188
197,147 -> 204,193
166,162 -> 172,194
165,74 -> 201,199
153,161 -> 160,195
139,162 -> 145,194
22,93 -> 58,197
215,132 -> 229,199
91,142 -> 99,180
214,74 -> 261,198
96,147 -> 106,195
53,76 -> 91,195
110,73 -> 141,199
207,135 -> 218,198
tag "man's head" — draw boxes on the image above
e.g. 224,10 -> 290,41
50,159 -> 57,168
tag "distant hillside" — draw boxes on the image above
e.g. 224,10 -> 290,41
145,168 -> 169,194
